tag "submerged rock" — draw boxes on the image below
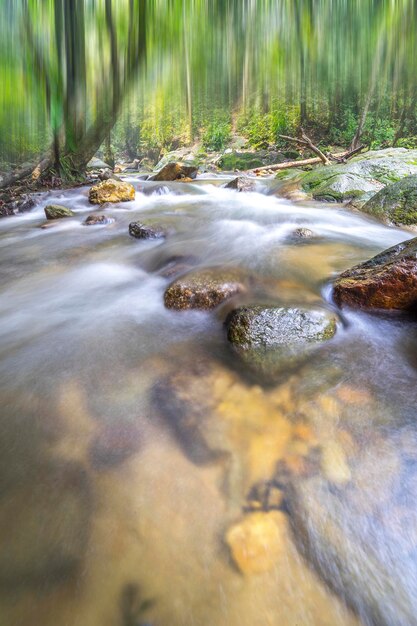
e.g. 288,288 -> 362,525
152,353 -> 294,496
287,469 -> 416,626
333,237 -> 417,310
149,162 -> 198,182
226,305 -> 337,382
83,214 -> 114,226
89,179 -> 135,204
0,461 -> 90,587
89,422 -> 141,469
44,204 -> 75,220
226,511 -> 288,575
156,255 -> 199,279
129,221 -> 167,240
223,176 -> 256,192
362,174 -> 417,226
164,268 -> 247,310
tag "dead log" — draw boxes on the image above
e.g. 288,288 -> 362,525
278,129 -> 331,165
249,146 -> 365,174
0,157 -> 51,190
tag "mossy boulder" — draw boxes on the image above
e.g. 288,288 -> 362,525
286,149 -> 417,204
44,204 -> 75,220
333,237 -> 417,311
362,174 -> 417,225
164,268 -> 247,310
219,151 -> 285,172
226,305 -> 337,382
89,179 -> 135,204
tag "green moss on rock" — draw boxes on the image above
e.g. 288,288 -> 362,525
362,174 -> 417,225
226,305 -> 337,382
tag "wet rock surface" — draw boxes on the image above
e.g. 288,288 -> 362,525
44,204 -> 75,219
129,221 -> 168,240
333,237 -> 417,310
223,176 -> 256,192
288,149 -> 417,204
362,174 -> 417,226
89,179 -> 135,204
226,306 -> 337,382
164,268 -> 247,310
226,511 -> 288,575
149,162 -> 198,182
83,214 -> 114,225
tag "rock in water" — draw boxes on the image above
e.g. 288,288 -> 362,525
225,511 -> 288,575
89,179 -> 135,204
164,268 -> 247,310
83,214 -> 114,225
44,204 -> 75,220
223,177 -> 256,192
129,222 -> 167,240
362,174 -> 417,226
287,475 -> 417,626
149,162 -> 198,182
333,237 -> 417,310
226,305 -> 337,382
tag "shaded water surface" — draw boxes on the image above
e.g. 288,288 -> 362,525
0,177 -> 417,626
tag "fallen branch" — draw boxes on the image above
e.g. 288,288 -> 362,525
278,128 -> 331,165
249,146 -> 365,174
0,157 -> 51,190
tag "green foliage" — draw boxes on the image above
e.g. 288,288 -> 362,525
202,114 -> 231,151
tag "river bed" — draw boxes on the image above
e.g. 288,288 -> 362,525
0,176 -> 416,626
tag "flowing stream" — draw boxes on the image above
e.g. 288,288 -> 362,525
1,176 -> 417,626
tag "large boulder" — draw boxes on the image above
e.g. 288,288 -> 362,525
226,305 -> 337,382
285,149 -> 417,204
362,174 -> 417,226
164,268 -> 247,310
44,204 -> 75,220
89,179 -> 135,204
333,237 -> 417,310
149,162 -> 198,182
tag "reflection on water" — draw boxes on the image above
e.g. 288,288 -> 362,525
0,178 -> 417,626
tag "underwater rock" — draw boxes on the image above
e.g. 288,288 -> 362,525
225,511 -> 288,575
89,422 -> 141,469
226,305 -> 337,382
333,237 -> 417,310
0,460 -> 90,587
89,179 -> 135,204
289,227 -> 316,241
44,204 -> 75,219
164,268 -> 247,310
